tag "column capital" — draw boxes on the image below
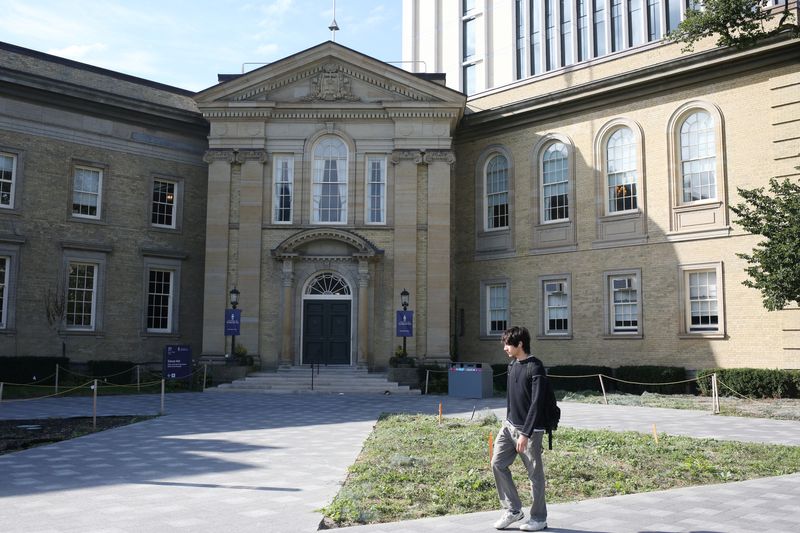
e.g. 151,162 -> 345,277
236,149 -> 269,165
423,149 -> 456,166
203,149 -> 238,164
390,149 -> 424,166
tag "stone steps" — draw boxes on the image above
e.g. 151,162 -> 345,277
207,366 -> 421,395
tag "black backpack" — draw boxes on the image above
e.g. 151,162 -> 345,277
526,362 -> 561,450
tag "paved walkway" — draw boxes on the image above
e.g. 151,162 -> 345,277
0,392 -> 798,533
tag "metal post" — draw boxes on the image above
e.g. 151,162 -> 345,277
92,379 -> 98,431
203,364 -> 208,392
598,374 -> 608,404
137,365 -> 141,392
711,372 -> 720,414
55,364 -> 59,395
161,379 -> 165,415
0,382 -> 4,403
425,370 -> 430,395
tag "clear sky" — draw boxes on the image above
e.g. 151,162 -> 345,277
0,0 -> 402,92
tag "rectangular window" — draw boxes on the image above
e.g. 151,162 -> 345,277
516,0 -> 526,78
647,0 -> 661,41
609,274 -> 639,334
151,179 -> 176,228
66,262 -> 97,329
366,156 -> 386,224
544,279 -> 570,335
463,63 -> 477,95
687,270 -> 719,332
545,0 -> 558,70
147,269 -> 173,332
531,0 -> 543,75
0,152 -> 16,209
488,283 -> 509,335
72,166 -> 102,219
463,16 -> 477,61
611,0 -> 624,52
628,0 -> 643,46
666,0 -> 681,32
577,0 -> 589,61
273,156 -> 294,223
593,0 -> 607,56
560,0 -> 573,66
0,256 -> 7,328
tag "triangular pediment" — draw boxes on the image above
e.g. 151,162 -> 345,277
195,41 -> 465,108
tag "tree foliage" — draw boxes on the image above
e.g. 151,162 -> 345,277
731,178 -> 800,310
668,0 -> 799,51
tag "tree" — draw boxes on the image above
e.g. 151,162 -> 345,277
730,177 -> 800,311
668,0 -> 799,51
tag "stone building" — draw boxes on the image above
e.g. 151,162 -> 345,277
0,42 -> 208,363
404,0 -> 800,370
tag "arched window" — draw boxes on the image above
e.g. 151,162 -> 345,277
541,142 -> 568,222
606,127 -> 638,214
679,111 -> 716,203
312,136 -> 348,224
485,154 -> 509,230
305,272 -> 351,296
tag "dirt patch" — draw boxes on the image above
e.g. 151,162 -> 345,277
0,416 -> 153,455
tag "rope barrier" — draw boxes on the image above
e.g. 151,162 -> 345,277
0,381 -> 94,403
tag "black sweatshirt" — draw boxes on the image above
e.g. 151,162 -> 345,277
506,356 -> 547,437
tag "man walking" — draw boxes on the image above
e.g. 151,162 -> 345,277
491,326 -> 548,531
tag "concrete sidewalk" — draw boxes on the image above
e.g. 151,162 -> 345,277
0,393 -> 798,533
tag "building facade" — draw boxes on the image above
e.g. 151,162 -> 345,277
404,0 -> 800,370
0,42 -> 209,364
1,0 -> 799,374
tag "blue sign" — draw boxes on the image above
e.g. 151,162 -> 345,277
163,345 -> 192,380
224,308 -> 241,336
396,310 -> 414,337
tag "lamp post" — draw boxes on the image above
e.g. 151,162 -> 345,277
229,286 -> 240,359
400,288 -> 409,357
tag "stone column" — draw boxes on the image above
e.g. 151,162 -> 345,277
356,257 -> 370,368
201,149 -> 235,355
391,150 -> 422,356
280,257 -> 296,367
237,149 -> 268,357
424,150 -> 455,361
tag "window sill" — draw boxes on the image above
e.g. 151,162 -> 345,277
479,334 -> 502,341
537,334 -> 572,340
601,334 -> 643,340
678,333 -> 726,340
140,332 -> 182,339
60,329 -> 104,337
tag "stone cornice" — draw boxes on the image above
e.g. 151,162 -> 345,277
390,150 -> 424,165
272,228 -> 383,261
423,150 -> 456,166
236,149 -> 269,164
203,149 -> 237,164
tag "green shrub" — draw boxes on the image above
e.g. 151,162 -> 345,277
697,368 -> 800,399
87,360 -> 135,385
417,363 -> 448,394
547,365 -> 614,393
0,356 -> 69,384
614,366 -> 687,395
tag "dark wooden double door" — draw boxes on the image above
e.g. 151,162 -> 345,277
302,300 -> 351,365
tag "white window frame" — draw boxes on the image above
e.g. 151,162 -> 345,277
0,152 -> 17,210
151,178 -> 178,229
603,268 -> 642,337
481,280 -> 510,337
273,155 -> 294,224
66,261 -> 98,330
679,110 -> 717,204
365,155 -> 386,225
146,269 -> 174,333
680,262 -> 725,338
539,274 -> 572,338
311,136 -> 348,225
605,126 -> 639,215
71,165 -> 103,220
540,141 -> 569,223
485,154 -> 510,231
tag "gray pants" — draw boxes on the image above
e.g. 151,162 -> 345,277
491,420 -> 547,522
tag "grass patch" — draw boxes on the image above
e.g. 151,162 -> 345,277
320,412 -> 800,528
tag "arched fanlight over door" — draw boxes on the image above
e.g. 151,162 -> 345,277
305,272 -> 351,296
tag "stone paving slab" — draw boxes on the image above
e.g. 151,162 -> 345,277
0,392 -> 798,533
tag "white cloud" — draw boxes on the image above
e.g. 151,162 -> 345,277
255,43 -> 281,57
47,43 -> 108,63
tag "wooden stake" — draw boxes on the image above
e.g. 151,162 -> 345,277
92,379 -> 98,431
489,431 -> 494,465
438,401 -> 442,424
651,423 -> 659,444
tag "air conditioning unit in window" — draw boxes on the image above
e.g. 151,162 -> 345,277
545,282 -> 564,293
612,278 -> 634,290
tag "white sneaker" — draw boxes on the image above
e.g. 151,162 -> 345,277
493,510 -> 524,529
519,517 -> 547,531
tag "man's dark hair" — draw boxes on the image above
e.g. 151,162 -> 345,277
502,326 -> 531,354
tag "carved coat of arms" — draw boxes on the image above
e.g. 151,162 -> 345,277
304,63 -> 359,102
